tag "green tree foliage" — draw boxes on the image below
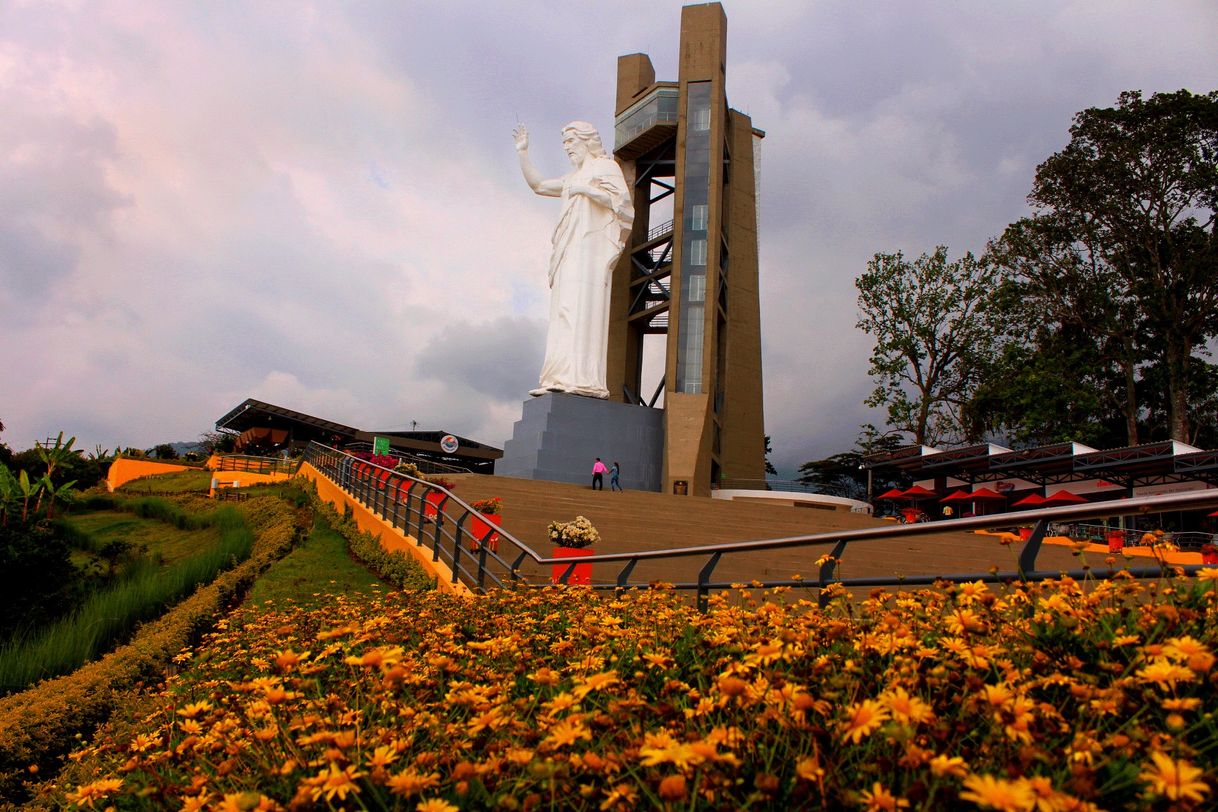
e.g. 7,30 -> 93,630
0,523 -> 84,640
152,443 -> 179,460
856,247 -> 1004,446
988,89 -> 1218,443
763,435 -> 777,477
797,426 -> 907,501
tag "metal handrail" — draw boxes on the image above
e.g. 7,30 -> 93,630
215,454 -> 301,476
341,442 -> 470,475
301,443 -> 1218,609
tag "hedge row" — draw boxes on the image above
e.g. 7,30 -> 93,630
0,494 -> 306,805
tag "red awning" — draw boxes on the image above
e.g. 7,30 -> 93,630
900,485 -> 938,500
965,487 -> 1007,501
876,488 -> 906,500
1012,493 -> 1046,508
940,490 -> 973,503
1043,490 -> 1087,506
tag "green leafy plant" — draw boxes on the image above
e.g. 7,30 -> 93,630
471,496 -> 502,515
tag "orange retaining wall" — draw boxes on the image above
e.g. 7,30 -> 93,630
106,458 -> 193,491
297,462 -> 468,595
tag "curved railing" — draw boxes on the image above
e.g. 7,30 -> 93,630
302,443 -> 1218,610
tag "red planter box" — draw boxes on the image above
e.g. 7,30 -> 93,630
551,546 -> 593,585
423,490 -> 448,522
468,512 -> 501,552
1107,531 -> 1125,553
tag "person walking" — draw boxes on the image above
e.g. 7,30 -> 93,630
610,461 -> 622,491
591,457 -> 607,490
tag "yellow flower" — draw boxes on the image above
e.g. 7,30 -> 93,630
573,670 -> 620,698
1162,636 -> 1215,673
309,762 -> 365,802
839,699 -> 889,744
367,744 -> 400,769
860,781 -> 909,811
1195,566 -> 1218,582
543,718 -> 592,750
179,701 -> 213,719
416,800 -> 459,812
600,783 -> 639,810
959,774 -> 1035,811
795,756 -> 824,781
1139,751 -> 1209,803
1137,659 -> 1196,689
66,777 -> 123,808
882,686 -> 934,726
929,755 -> 968,778
388,768 -> 441,797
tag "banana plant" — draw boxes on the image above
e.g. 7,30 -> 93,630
37,431 -> 77,480
0,464 -> 16,526
18,469 -> 42,523
39,475 -> 77,520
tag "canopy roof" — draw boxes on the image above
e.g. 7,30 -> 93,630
214,398 -> 502,470
865,439 -> 1215,488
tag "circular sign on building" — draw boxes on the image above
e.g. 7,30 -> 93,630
440,434 -> 459,454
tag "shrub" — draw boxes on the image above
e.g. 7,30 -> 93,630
0,493 -> 305,804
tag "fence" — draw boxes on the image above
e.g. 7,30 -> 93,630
302,443 -> 1218,611
214,454 -> 300,476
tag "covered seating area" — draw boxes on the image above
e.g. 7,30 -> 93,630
864,439 -> 1218,543
214,398 -> 503,474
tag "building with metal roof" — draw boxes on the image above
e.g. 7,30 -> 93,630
215,398 -> 502,474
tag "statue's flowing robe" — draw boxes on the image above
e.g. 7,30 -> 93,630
538,156 -> 633,398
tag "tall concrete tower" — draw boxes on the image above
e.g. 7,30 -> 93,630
608,2 -> 765,496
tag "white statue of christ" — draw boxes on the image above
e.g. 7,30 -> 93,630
513,121 -> 633,399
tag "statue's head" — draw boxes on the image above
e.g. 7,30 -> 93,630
561,121 -> 608,163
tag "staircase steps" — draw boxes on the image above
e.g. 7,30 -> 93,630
446,474 -> 1082,587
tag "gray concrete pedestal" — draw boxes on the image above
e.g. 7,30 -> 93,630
498,393 -> 664,491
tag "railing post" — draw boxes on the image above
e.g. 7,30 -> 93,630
697,552 -> 723,613
431,495 -> 449,562
1018,519 -> 1050,578
616,558 -> 639,591
452,512 -> 470,585
509,551 -> 528,582
817,540 -> 848,608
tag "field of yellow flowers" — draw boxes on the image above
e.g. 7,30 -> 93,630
45,572 -> 1217,810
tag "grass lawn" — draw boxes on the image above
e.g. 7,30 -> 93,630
243,513 -> 387,610
65,510 -> 221,566
119,469 -> 213,493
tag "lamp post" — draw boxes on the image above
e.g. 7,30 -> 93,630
859,463 -> 873,505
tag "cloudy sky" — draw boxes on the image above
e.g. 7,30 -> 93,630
2,1 -> 1215,475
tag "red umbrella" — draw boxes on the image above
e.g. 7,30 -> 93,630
900,485 -> 938,500
1043,490 -> 1087,506
966,487 -> 1007,501
1208,510 -> 1218,517
940,490 -> 973,503
1012,493 -> 1046,508
875,487 -> 906,500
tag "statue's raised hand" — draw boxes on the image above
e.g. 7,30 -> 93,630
512,124 -> 529,153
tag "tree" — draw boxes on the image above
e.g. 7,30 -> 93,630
763,435 -> 777,477
856,247 -> 1004,446
797,425 -> 907,501
964,285 -> 1132,448
991,89 -> 1218,442
198,431 -> 237,455
153,443 -> 179,460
